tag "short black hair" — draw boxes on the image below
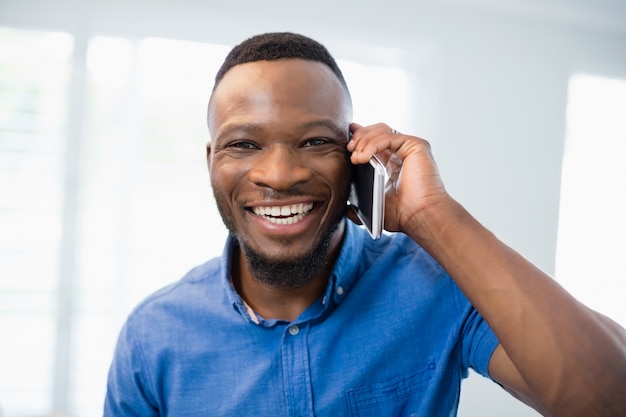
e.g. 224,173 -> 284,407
213,32 -> 349,92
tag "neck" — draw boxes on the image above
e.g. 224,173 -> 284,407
231,226 -> 345,322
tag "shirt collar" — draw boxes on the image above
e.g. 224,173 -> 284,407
325,220 -> 366,306
220,220 -> 369,324
219,236 -> 254,322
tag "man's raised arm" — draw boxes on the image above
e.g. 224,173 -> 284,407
348,122 -> 626,417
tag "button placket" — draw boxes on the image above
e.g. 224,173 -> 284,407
281,323 -> 314,416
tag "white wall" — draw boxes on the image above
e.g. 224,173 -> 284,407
1,1 -> 625,416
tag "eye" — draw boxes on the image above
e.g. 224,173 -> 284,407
302,137 -> 328,148
229,141 -> 258,150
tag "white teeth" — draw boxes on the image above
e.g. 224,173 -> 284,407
252,203 -> 314,224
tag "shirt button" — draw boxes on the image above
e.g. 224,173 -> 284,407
288,325 -> 300,336
336,286 -> 344,295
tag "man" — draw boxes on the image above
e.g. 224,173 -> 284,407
104,32 -> 626,416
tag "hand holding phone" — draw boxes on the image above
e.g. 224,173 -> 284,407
347,155 -> 386,239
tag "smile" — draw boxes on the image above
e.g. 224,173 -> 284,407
252,203 -> 314,225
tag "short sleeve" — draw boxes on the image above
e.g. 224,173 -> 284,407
459,306 -> 500,379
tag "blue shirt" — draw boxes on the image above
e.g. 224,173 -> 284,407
105,221 -> 499,416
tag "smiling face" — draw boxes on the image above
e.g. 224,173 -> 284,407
207,58 -> 353,287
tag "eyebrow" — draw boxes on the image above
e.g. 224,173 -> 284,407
299,120 -> 346,138
217,119 -> 346,140
216,123 -> 264,139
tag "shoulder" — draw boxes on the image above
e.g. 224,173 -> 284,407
363,230 -> 451,283
344,226 -> 471,313
124,257 -> 225,331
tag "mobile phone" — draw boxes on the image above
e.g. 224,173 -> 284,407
348,155 -> 386,239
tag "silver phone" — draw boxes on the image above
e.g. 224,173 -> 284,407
348,155 -> 386,239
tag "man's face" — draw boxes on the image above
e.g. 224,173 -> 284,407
207,59 -> 353,271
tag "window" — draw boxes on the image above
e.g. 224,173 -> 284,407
0,27 -> 73,415
555,73 -> 626,327
0,27 -> 410,416
71,36 -> 232,415
338,59 -> 410,129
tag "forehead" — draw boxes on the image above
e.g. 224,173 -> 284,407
208,59 -> 352,135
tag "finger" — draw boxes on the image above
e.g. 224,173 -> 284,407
358,128 -> 431,164
347,123 -> 390,156
347,122 -> 365,152
349,122 -> 390,143
349,122 -> 364,134
350,126 -> 405,163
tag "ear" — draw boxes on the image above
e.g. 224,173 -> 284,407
206,141 -> 212,172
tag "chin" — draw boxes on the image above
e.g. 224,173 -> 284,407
236,222 -> 340,288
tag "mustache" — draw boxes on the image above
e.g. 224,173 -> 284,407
256,187 -> 316,200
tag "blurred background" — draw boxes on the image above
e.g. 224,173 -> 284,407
0,0 -> 624,416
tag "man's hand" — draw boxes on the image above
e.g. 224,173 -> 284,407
347,122 -> 447,234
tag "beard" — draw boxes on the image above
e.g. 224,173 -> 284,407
234,220 -> 340,288
212,180 -> 350,288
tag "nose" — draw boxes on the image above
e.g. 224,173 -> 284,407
248,146 -> 313,191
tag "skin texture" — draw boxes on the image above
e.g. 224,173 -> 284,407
208,57 -> 626,416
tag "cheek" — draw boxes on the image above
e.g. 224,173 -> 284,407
209,163 -> 247,218
209,166 -> 243,233
313,155 -> 351,199
334,153 -> 352,186
210,161 -> 247,191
